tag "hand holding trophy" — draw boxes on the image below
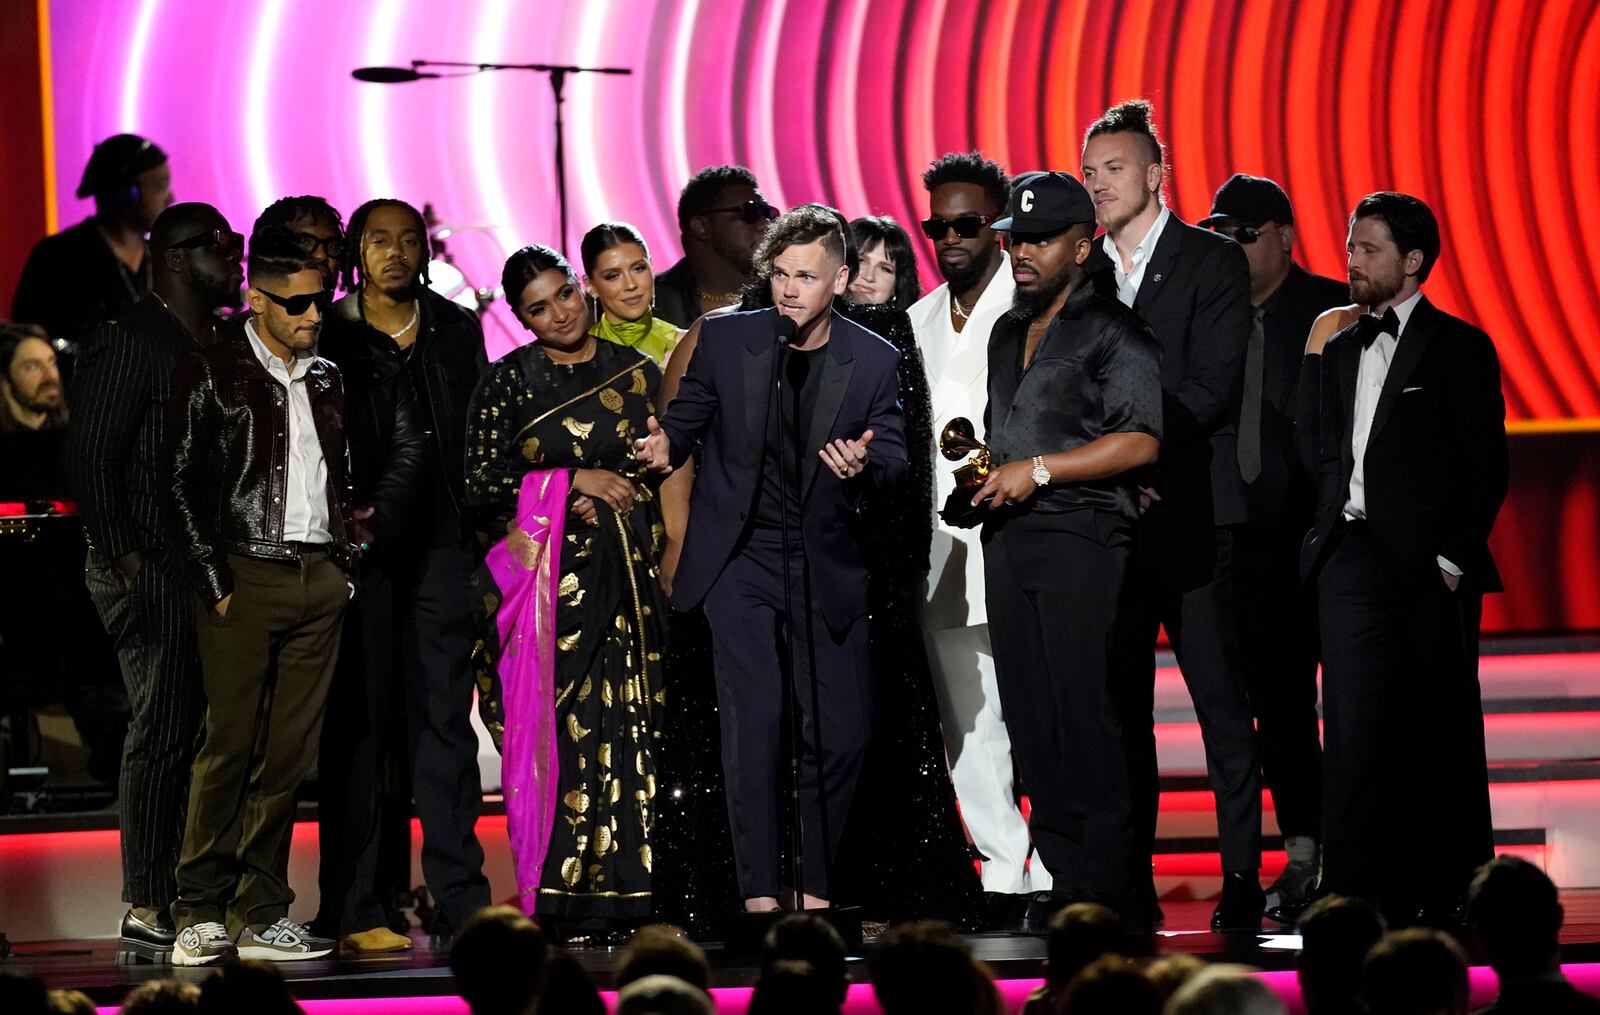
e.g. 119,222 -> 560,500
937,417 -> 993,528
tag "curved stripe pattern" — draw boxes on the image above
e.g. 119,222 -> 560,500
45,0 -> 1600,413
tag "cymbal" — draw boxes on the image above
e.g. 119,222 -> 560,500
429,221 -> 499,239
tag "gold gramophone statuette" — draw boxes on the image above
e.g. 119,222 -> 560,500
939,417 -> 993,492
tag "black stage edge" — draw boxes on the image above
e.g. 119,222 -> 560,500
10,896 -> 1600,1005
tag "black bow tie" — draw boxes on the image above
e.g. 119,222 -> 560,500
1357,308 -> 1402,348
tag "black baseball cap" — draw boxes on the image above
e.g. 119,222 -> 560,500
1199,173 -> 1294,229
991,171 -> 1097,236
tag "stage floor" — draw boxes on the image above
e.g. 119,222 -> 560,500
11,894 -> 1600,1007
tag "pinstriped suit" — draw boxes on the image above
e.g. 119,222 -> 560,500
64,294 -> 208,908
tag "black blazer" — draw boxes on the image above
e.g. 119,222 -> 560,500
1302,295 -> 1508,592
1089,216 -> 1252,529
661,307 -> 908,633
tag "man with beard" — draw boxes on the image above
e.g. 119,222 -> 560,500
1081,100 -> 1265,930
14,134 -> 174,346
905,152 -> 1046,918
1199,175 -> 1350,913
1299,193 -> 1506,922
327,199 -> 491,950
166,231 -> 354,964
635,204 -> 907,913
64,202 -> 242,963
253,196 -> 346,290
0,325 -> 67,433
653,165 -> 778,326
972,172 -> 1162,930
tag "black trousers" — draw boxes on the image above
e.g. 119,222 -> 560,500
1316,523 -> 1492,913
397,540 -> 491,933
85,548 -> 206,908
1115,522 -> 1262,874
315,559 -> 415,934
702,530 -> 872,900
983,511 -> 1141,927
1234,523 -> 1323,841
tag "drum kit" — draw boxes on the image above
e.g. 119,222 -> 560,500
421,203 -> 502,312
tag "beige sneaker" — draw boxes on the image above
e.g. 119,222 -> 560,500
173,922 -> 237,966
236,918 -> 334,961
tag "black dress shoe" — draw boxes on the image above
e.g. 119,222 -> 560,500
1211,871 -> 1266,932
1021,892 -> 1068,936
118,909 -> 177,965
982,892 -> 1030,933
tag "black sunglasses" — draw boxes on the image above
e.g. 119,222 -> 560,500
254,287 -> 333,316
173,229 -> 246,256
920,214 -> 996,241
701,200 -> 780,223
289,231 -> 346,258
1208,222 -> 1262,245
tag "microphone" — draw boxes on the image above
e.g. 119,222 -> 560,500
774,315 -> 798,347
351,66 -> 440,83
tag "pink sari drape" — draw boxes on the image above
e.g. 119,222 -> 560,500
482,468 -> 570,914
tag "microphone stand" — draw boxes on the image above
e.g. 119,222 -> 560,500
358,59 -> 631,256
770,324 -> 809,907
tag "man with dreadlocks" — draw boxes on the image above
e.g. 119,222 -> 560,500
326,198 -> 491,950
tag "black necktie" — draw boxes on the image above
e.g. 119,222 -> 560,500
1358,307 -> 1402,348
1238,306 -> 1265,484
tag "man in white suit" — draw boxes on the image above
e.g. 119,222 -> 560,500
907,152 -> 1049,922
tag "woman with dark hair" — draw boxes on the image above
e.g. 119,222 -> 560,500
847,216 -> 923,310
580,222 -> 682,365
464,244 -> 666,941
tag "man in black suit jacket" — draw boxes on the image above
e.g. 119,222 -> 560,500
635,204 -> 907,912
1081,100 -> 1265,930
1201,175 -> 1352,912
1304,192 -> 1507,921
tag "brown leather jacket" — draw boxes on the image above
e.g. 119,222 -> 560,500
164,327 -> 356,605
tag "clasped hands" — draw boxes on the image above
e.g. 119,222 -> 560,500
633,415 -> 876,481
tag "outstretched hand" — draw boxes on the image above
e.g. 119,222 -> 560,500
633,415 -> 673,474
819,429 -> 874,480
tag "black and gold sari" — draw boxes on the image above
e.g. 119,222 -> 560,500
464,339 -> 667,927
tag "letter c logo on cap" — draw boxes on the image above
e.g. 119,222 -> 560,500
1020,190 -> 1035,213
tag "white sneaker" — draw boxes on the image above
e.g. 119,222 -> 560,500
236,918 -> 334,961
173,922 -> 237,966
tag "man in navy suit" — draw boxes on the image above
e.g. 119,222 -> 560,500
635,204 -> 907,913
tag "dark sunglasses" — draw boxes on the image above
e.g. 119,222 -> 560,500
920,214 -> 996,241
1208,222 -> 1262,245
173,229 -> 246,256
701,200 -> 780,223
254,287 -> 333,316
289,231 -> 346,258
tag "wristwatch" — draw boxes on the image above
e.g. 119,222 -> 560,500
1031,455 -> 1051,488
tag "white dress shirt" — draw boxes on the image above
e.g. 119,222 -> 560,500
1104,204 -> 1172,307
907,256 -> 1016,629
245,320 -> 331,544
1340,290 -> 1459,575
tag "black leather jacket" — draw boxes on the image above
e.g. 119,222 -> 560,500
164,326 -> 356,605
330,289 -> 487,543
317,315 -> 426,550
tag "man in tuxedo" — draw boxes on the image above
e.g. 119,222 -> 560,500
1303,192 -> 1506,922
635,204 -> 907,913
1201,175 -> 1350,912
1081,99 -> 1265,930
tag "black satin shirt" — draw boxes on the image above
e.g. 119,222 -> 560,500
984,283 -> 1163,520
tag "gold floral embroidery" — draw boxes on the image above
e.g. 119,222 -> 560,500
561,857 -> 582,886
557,631 -> 581,652
640,845 -> 653,872
562,417 -> 594,439
563,788 -> 590,813
599,388 -> 624,412
520,436 -> 541,460
593,825 -> 612,856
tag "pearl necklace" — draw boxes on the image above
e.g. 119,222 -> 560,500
951,294 -> 972,320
